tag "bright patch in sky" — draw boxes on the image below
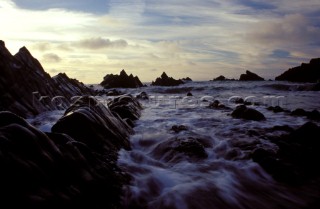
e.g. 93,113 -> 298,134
1,0 -> 320,83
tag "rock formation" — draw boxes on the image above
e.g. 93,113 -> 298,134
151,72 -> 184,86
0,41 -> 93,118
231,105 -> 266,121
239,70 -> 264,81
100,69 -> 143,88
275,58 -> 320,82
0,94 -> 142,208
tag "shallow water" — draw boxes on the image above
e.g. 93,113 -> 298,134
118,81 -> 320,209
29,81 -> 320,209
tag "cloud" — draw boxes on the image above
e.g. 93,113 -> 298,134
42,53 -> 62,63
246,14 -> 320,46
73,37 -> 128,49
12,0 -> 109,14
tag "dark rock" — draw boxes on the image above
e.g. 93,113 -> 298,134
181,77 -> 192,82
252,122 -> 320,184
212,75 -> 226,81
311,82 -> 320,91
307,110 -> 320,121
136,92 -> 149,100
171,125 -> 188,133
151,72 -> 184,86
152,135 -> 211,162
231,105 -> 266,121
0,111 -> 129,209
187,92 -> 193,96
275,58 -> 320,82
267,106 -> 284,113
291,108 -> 307,116
239,70 -> 264,81
100,69 -> 143,88
52,96 -> 136,155
0,41 -> 93,117
229,97 -> 244,104
208,100 -> 231,110
108,95 -> 142,121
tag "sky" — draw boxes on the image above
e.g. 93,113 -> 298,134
1,0 -> 320,83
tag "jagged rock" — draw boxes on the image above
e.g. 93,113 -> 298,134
181,77 -> 192,82
231,105 -> 266,121
0,111 -> 129,209
187,92 -> 193,96
239,70 -> 264,81
275,58 -> 320,82
100,69 -> 143,88
151,72 -> 184,86
0,41 -> 93,117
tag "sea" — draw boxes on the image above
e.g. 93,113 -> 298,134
29,80 -> 320,209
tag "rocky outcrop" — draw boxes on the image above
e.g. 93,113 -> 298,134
212,75 -> 226,81
231,105 -> 266,121
151,72 -> 184,86
252,122 -> 320,184
0,111 -> 129,209
0,41 -> 93,117
181,77 -> 192,82
239,70 -> 264,81
0,95 -> 141,208
100,69 -> 143,88
275,58 -> 320,82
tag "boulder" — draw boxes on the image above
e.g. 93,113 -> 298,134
239,70 -> 264,81
108,95 -> 142,121
152,135 -> 211,163
231,105 -> 266,121
181,77 -> 192,82
275,58 -> 320,82
100,69 -> 143,88
171,125 -> 188,133
151,72 -> 184,86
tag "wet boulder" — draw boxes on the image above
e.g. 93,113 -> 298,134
152,134 -> 211,163
52,96 -> 135,155
108,95 -> 142,121
171,125 -> 188,133
231,105 -> 266,121
0,111 -> 128,209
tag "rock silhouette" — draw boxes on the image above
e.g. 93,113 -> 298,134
239,70 -> 264,81
0,40 -> 92,117
151,72 -> 184,86
100,69 -> 143,88
275,58 -> 320,82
